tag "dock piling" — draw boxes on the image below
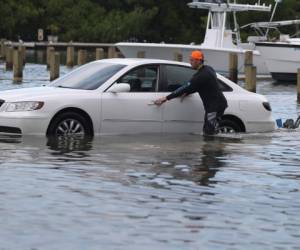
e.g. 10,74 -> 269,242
229,52 -> 238,83
66,46 -> 75,67
50,52 -> 60,81
108,46 -> 116,58
245,66 -> 257,93
244,51 -> 256,92
18,45 -> 26,66
244,50 -> 253,66
5,47 -> 13,71
47,46 -> 55,69
96,48 -> 104,60
77,49 -> 87,65
13,49 -> 23,82
0,39 -> 7,59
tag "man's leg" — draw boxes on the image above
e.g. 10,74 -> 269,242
203,108 -> 226,135
203,112 -> 218,135
215,107 -> 226,133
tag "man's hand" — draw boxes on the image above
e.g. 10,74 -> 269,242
154,96 -> 167,106
180,93 -> 188,102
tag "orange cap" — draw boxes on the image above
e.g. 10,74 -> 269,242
191,50 -> 204,60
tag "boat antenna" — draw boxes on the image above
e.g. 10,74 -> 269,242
232,0 -> 241,45
265,0 -> 282,38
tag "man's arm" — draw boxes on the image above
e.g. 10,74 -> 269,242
154,82 -> 189,105
166,82 -> 191,100
154,80 -> 197,105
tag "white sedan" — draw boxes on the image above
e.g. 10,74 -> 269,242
0,58 -> 275,136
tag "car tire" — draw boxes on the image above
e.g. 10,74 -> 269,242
47,112 -> 93,137
219,119 -> 242,133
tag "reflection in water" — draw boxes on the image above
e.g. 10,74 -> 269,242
0,134 -> 22,144
196,138 -> 227,186
46,136 -> 93,154
122,135 -> 243,191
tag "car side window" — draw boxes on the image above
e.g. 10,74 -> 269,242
161,65 -> 196,92
217,79 -> 233,92
116,65 -> 158,92
161,65 -> 233,92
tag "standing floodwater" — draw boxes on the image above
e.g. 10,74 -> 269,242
0,132 -> 300,250
0,62 -> 300,249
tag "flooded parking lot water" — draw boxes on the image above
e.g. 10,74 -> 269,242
0,61 -> 300,249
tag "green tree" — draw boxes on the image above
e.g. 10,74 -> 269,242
0,0 -> 299,43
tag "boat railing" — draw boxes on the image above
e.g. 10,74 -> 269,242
241,20 -> 300,41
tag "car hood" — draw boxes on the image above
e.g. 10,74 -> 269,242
0,86 -> 89,102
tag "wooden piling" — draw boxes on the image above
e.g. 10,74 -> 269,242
50,52 -> 60,81
245,66 -> 256,92
297,68 -> 300,103
47,46 -> 55,69
66,46 -> 75,67
244,50 -> 253,66
0,39 -> 6,59
137,51 -> 145,58
244,50 -> 256,92
36,50 -> 44,64
96,48 -> 104,60
77,49 -> 87,65
13,49 -> 23,81
5,47 -> 13,71
108,46 -> 116,58
174,52 -> 183,62
229,52 -> 238,83
18,45 -> 26,66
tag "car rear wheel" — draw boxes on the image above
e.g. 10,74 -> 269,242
47,112 -> 93,137
219,119 -> 242,133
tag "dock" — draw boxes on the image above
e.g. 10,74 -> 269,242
4,41 -> 116,50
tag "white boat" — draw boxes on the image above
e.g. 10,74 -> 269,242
116,0 -> 272,75
253,20 -> 300,82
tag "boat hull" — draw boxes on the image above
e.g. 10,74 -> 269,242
256,42 -> 300,82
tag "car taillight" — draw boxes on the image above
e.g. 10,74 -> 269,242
263,102 -> 271,111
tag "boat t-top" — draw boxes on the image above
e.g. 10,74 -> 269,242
116,0 -> 272,75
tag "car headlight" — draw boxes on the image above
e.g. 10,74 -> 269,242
1,101 -> 44,112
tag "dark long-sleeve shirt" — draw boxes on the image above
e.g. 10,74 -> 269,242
166,65 -> 228,113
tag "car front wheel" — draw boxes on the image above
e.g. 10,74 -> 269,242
218,119 -> 243,133
47,112 -> 93,137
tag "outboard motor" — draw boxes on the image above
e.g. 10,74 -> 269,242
282,116 -> 300,129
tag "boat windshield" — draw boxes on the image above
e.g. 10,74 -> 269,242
50,62 -> 126,90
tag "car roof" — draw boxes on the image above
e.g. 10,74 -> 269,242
94,58 -> 191,67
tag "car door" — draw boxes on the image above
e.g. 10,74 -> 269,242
100,64 -> 163,134
160,64 -> 205,133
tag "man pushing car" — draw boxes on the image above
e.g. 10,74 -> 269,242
154,50 -> 228,135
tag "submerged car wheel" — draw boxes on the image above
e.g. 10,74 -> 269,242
219,119 -> 242,133
48,112 -> 93,137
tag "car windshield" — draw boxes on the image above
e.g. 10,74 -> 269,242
50,62 -> 126,90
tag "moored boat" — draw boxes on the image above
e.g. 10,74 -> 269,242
256,37 -> 300,82
116,0 -> 272,75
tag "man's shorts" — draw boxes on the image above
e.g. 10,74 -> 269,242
203,109 -> 225,135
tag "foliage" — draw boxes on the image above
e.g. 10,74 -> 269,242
0,0 -> 299,43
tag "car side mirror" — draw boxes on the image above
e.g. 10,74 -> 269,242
107,83 -> 130,93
